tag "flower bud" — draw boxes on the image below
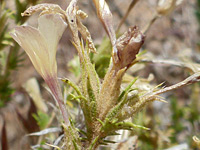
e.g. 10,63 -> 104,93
157,0 -> 184,16
114,26 -> 145,70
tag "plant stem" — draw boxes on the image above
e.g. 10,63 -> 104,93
142,13 -> 160,34
117,0 -> 140,31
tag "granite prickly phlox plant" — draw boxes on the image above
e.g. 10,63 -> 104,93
10,0 -> 200,149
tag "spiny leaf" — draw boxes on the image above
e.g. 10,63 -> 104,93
86,75 -> 98,121
88,135 -> 99,150
118,77 -> 138,102
65,57 -> 96,137
0,4 -> 12,51
80,40 -> 100,98
62,78 -> 82,96
63,122 -> 82,150
87,76 -> 96,103
69,93 -> 82,102
83,102 -> 93,137
106,92 -> 129,121
89,101 -> 97,119
72,139 -> 80,150
97,118 -> 104,126
115,121 -> 150,131
97,68 -> 126,119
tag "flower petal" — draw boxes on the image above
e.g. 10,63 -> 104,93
38,14 -> 67,68
10,26 -> 51,78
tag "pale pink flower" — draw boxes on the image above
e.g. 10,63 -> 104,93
11,14 -> 69,125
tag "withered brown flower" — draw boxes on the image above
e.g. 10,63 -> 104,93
114,26 -> 145,70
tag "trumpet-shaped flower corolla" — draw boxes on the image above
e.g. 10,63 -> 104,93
11,14 -> 69,126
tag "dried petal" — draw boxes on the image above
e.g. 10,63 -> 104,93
76,10 -> 96,53
22,3 -> 66,18
93,0 -> 117,55
66,0 -> 81,52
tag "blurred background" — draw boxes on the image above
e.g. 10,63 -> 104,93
0,0 -> 200,149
